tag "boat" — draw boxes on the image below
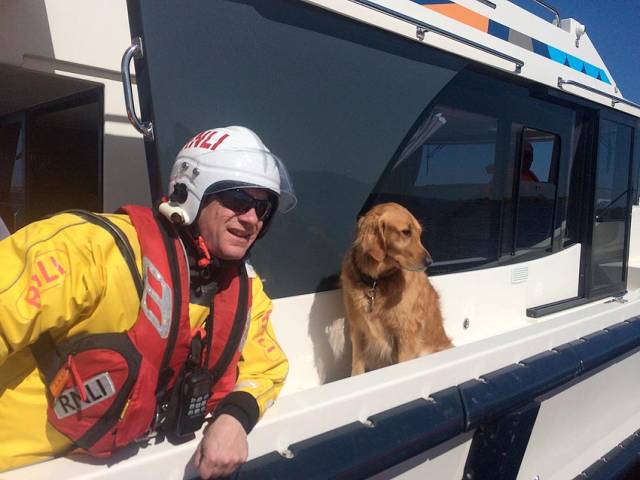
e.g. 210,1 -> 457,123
2,0 -> 640,478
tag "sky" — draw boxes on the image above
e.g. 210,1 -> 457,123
511,0 -> 640,104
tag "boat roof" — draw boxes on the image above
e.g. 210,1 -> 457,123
304,0 -> 640,118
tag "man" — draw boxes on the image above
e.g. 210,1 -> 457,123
520,141 -> 540,182
0,126 -> 296,478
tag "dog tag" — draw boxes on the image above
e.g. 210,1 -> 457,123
365,285 -> 376,313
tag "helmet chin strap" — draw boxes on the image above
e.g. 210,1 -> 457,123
175,224 -> 215,270
184,230 -> 248,268
195,235 -> 212,268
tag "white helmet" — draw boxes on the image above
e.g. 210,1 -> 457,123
158,126 -> 296,226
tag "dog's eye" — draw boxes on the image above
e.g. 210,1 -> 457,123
401,228 -> 411,237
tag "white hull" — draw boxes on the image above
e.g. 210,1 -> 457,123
7,253 -> 640,479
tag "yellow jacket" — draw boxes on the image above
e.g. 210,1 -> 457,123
0,212 -> 288,472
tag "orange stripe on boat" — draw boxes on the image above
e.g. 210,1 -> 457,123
425,4 -> 489,32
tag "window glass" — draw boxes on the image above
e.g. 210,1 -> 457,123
590,119 -> 633,294
527,140 -> 553,181
0,121 -> 24,232
413,111 -> 496,187
131,0 -> 588,296
563,111 -> 593,247
515,128 -> 559,254
370,105 -> 499,272
130,0 -> 471,298
594,120 -> 632,222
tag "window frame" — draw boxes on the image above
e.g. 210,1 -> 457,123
582,110 -> 637,300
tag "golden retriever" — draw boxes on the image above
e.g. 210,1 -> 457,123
341,202 -> 452,375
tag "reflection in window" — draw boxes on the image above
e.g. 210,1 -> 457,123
590,119 -> 633,293
371,106 -> 499,272
514,128 -> 559,254
594,120 -> 632,222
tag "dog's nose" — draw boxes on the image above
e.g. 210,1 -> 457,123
424,253 -> 433,268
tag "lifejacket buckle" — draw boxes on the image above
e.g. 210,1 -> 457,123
135,428 -> 161,445
136,403 -> 168,445
139,400 -> 170,443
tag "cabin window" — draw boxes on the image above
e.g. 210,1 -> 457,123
593,120 -> 633,223
512,128 -> 560,256
365,68 -> 579,276
187,1 -> 467,298
131,0 -> 629,297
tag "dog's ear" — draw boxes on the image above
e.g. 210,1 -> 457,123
357,213 -> 386,262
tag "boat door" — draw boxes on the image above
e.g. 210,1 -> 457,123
586,112 -> 636,299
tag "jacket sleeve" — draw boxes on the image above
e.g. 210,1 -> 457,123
216,274 -> 288,432
0,215 -> 111,366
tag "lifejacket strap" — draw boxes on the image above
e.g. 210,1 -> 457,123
209,264 -> 249,383
150,212 -> 187,397
30,331 -> 62,383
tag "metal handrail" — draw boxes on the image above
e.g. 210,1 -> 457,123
527,0 -> 561,27
121,37 -> 154,140
557,77 -> 640,110
473,0 -> 496,8
347,0 -> 524,73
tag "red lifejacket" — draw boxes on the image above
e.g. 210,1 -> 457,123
31,206 -> 250,457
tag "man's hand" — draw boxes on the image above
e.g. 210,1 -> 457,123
194,414 -> 248,479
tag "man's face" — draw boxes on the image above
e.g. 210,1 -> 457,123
196,188 -> 269,260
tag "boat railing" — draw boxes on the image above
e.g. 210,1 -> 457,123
473,0 -> 497,9
520,0 -> 562,27
557,77 -> 640,109
348,0 -> 525,72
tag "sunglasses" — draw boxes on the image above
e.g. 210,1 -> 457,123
213,189 -> 275,221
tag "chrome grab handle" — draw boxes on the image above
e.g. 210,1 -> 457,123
527,0 -> 561,27
473,0 -> 496,8
121,37 -> 154,140
347,0 -> 524,73
557,77 -> 640,109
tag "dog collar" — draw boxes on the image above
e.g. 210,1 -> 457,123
358,271 -> 378,288
358,269 -> 403,313
351,251 -> 400,286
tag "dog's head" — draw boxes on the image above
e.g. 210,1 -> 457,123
354,202 -> 432,273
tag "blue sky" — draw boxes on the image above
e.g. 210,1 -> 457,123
511,0 -> 640,104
